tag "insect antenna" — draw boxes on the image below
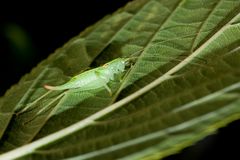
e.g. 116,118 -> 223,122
127,27 -> 215,68
124,27 -> 214,65
143,54 -> 208,69
147,42 -> 208,67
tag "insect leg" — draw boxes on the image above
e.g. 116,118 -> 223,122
94,71 -> 112,96
16,90 -> 53,116
23,92 -> 65,125
36,93 -> 65,115
103,84 -> 112,96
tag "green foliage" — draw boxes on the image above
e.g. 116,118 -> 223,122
1,0 -> 240,159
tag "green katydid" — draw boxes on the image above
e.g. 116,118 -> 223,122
44,58 -> 131,95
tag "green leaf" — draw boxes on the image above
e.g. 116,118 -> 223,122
0,0 -> 240,160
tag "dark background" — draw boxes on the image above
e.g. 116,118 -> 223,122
0,1 -> 239,159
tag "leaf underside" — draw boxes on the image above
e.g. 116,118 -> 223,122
0,0 -> 240,159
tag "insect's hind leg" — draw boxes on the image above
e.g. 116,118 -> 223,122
23,92 -> 65,125
16,90 -> 53,116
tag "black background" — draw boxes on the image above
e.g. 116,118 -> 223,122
0,1 -> 239,159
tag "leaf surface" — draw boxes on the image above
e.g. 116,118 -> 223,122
0,0 -> 240,159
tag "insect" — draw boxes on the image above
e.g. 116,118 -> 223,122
44,57 -> 132,95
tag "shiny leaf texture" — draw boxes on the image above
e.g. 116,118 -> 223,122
0,0 -> 240,159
